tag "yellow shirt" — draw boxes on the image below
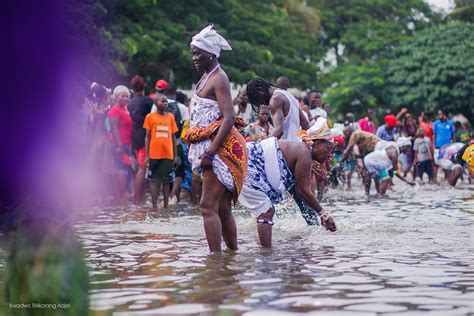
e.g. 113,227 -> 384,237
461,144 -> 474,174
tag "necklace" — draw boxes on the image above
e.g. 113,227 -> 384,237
194,64 -> 220,95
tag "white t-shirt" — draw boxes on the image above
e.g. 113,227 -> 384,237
413,137 -> 432,162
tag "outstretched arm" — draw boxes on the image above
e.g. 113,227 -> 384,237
389,149 -> 415,186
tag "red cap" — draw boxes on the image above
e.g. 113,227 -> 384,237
333,135 -> 345,147
155,79 -> 168,92
384,114 -> 397,127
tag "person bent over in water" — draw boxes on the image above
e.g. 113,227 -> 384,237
362,137 -> 412,198
239,118 -> 337,248
437,141 -> 471,186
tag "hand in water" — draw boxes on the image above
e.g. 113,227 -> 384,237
322,215 -> 337,232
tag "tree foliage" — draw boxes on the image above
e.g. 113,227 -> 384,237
311,0 -> 440,116
385,21 -> 474,121
84,0 -> 323,89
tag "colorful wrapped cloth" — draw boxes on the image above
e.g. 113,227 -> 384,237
184,117 -> 247,201
301,117 -> 334,147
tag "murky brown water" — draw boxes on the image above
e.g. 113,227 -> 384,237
72,178 -> 474,315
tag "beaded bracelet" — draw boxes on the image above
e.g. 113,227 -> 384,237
318,210 -> 331,222
203,150 -> 215,161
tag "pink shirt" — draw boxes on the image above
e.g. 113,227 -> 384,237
358,117 -> 375,134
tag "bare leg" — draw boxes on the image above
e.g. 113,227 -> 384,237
361,169 -> 372,199
171,177 -> 183,197
379,179 -> 390,196
169,176 -> 183,203
256,207 -> 275,248
162,181 -> 170,208
218,190 -> 237,250
347,169 -> 353,189
448,166 -> 463,186
133,165 -> 146,204
200,170 -> 227,252
117,174 -> 127,204
191,176 -> 202,205
374,179 -> 381,195
151,180 -> 159,209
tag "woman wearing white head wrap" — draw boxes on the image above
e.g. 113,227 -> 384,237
190,24 -> 231,58
186,25 -> 247,252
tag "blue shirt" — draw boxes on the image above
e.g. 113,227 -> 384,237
376,125 -> 399,141
433,119 -> 454,148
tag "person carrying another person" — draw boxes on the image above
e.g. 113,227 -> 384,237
244,106 -> 274,142
246,78 -> 309,141
362,137 -> 412,198
144,93 -> 178,210
185,24 -> 247,252
238,118 -> 337,247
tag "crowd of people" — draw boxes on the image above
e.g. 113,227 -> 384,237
81,25 -> 473,252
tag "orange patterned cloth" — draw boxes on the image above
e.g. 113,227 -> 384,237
184,117 -> 248,201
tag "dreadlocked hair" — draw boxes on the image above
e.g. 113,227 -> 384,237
246,78 -> 275,113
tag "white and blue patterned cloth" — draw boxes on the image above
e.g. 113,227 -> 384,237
239,137 -> 295,216
188,94 -> 234,191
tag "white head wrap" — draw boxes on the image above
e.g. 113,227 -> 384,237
397,136 -> 412,148
190,24 -> 231,57
113,85 -> 130,99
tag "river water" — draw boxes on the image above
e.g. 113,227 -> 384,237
73,178 -> 474,315
1,179 -> 472,315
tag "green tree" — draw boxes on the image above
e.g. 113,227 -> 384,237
385,21 -> 474,122
310,0 -> 440,117
449,0 -> 474,22
84,0 -> 324,89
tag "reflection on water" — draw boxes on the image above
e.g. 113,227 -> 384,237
2,180 -> 474,315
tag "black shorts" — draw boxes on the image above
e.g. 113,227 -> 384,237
147,159 -> 174,182
416,160 -> 433,179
